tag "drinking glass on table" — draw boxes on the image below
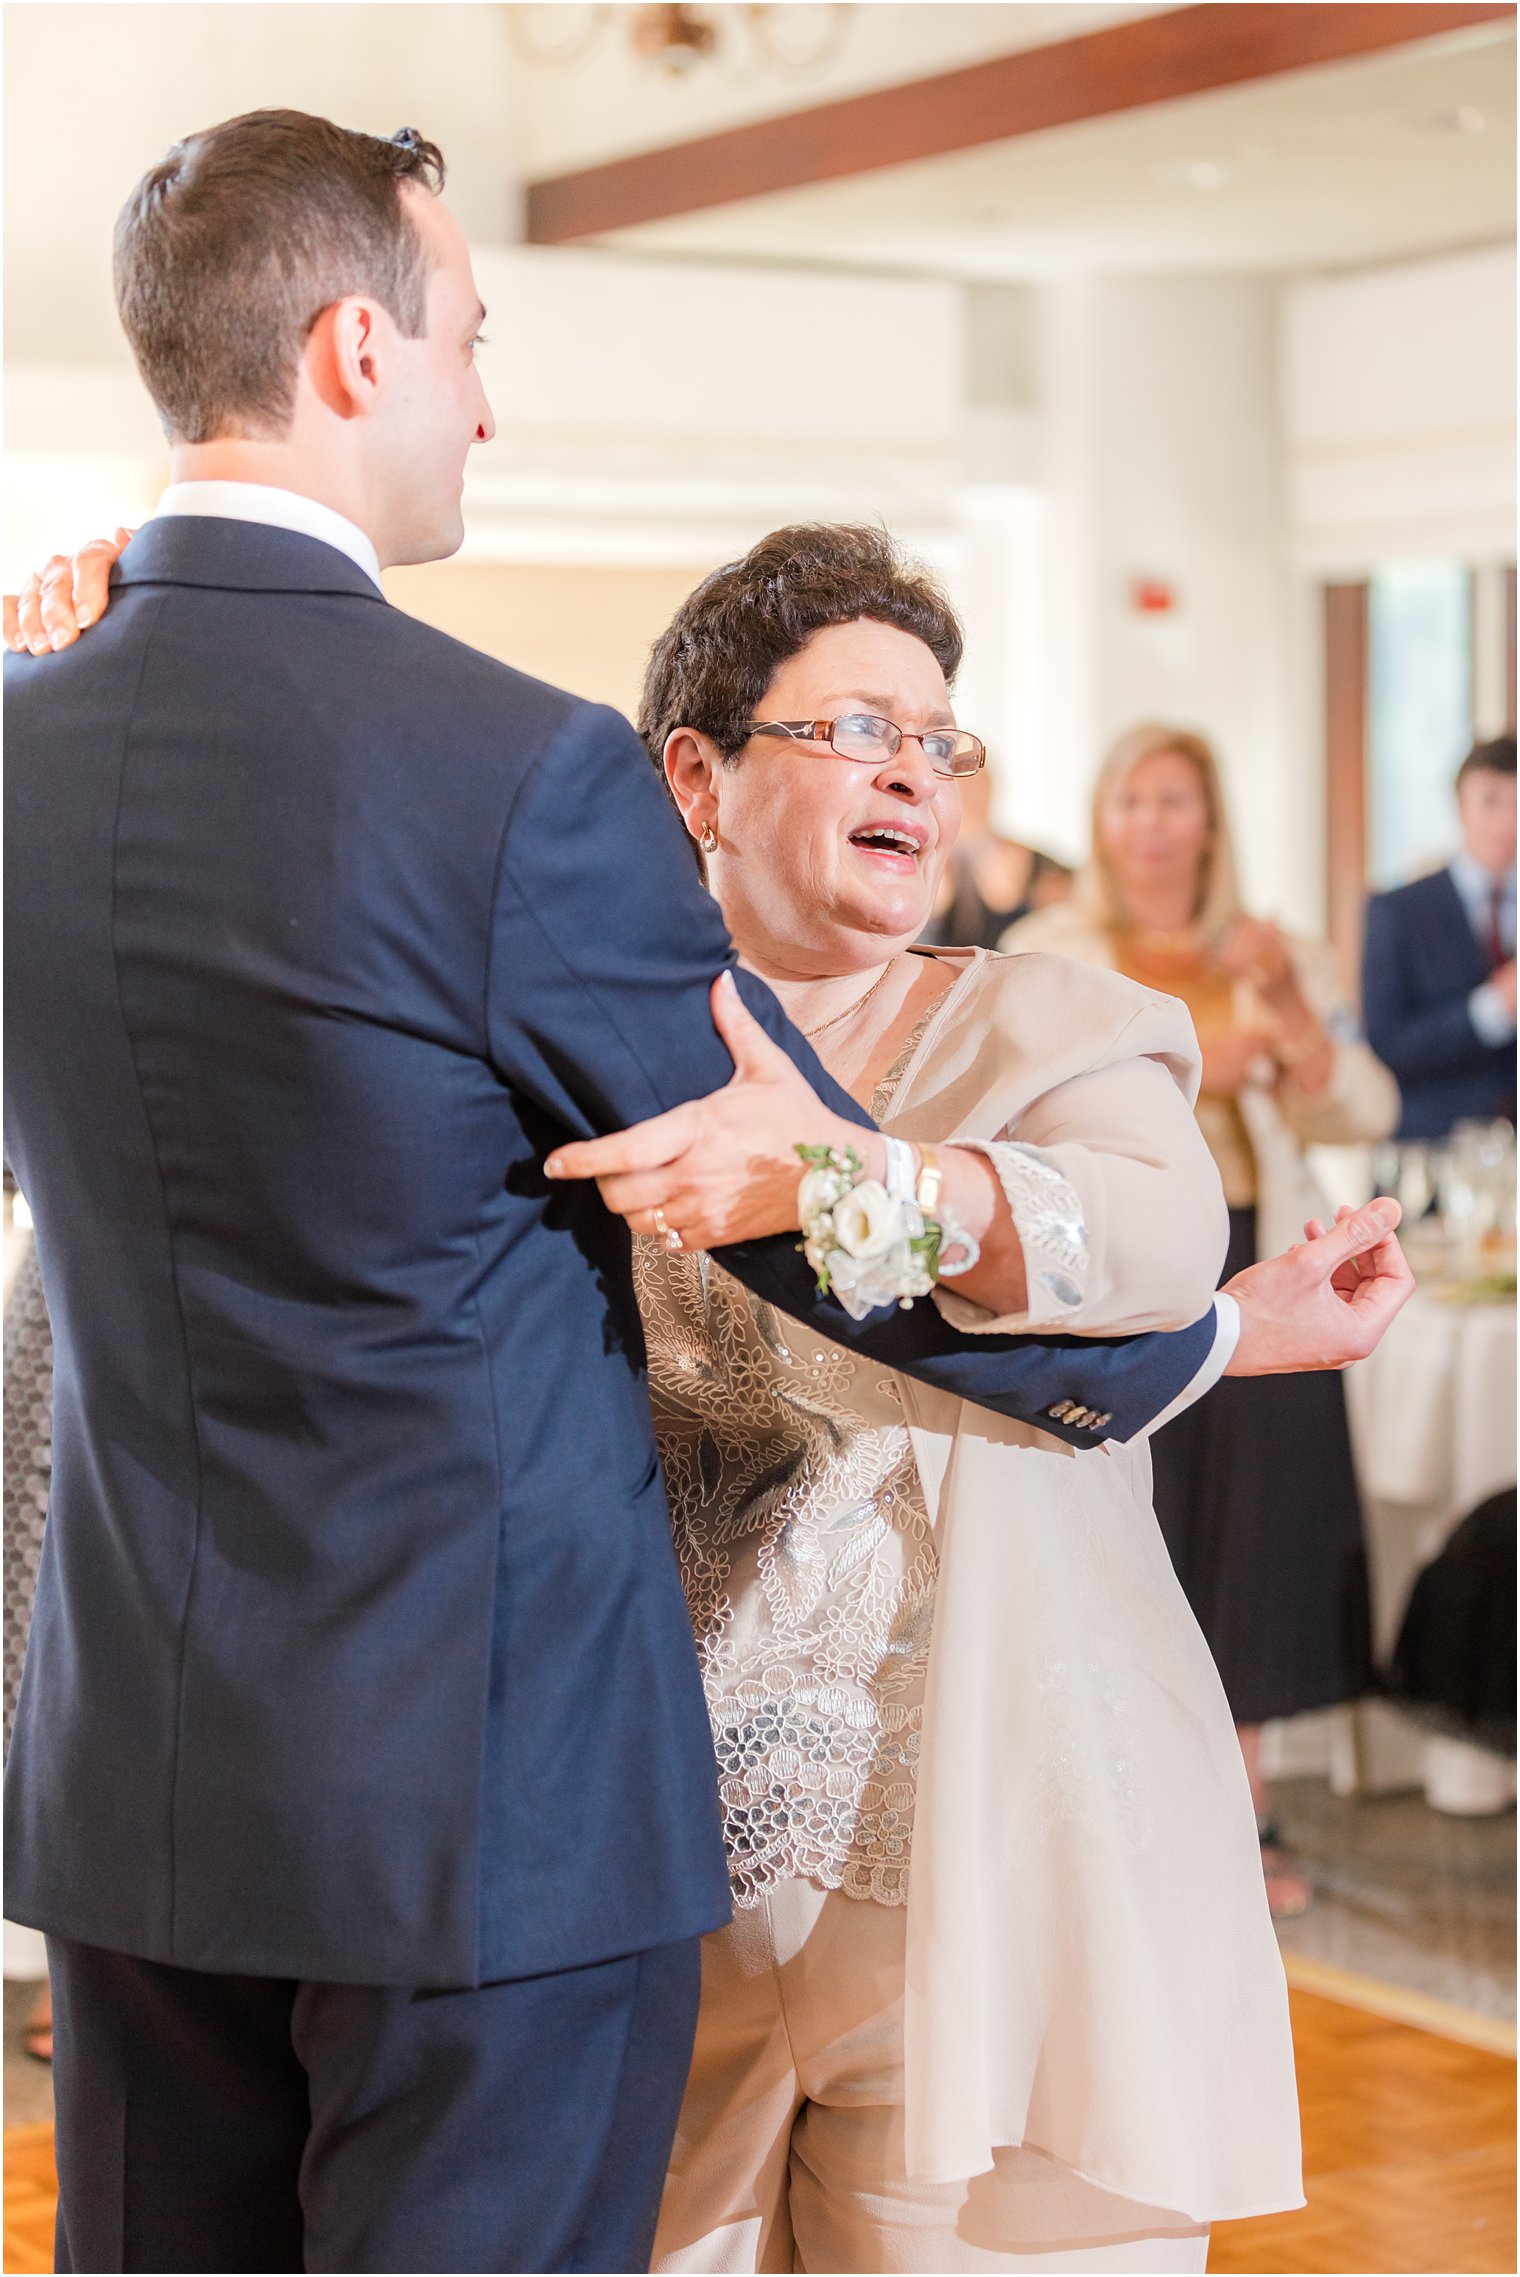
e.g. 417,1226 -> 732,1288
1396,1142 -> 1437,1225
1437,1140 -> 1481,1277
1436,1122 -> 1516,1280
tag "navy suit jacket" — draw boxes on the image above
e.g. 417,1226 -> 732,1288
4,519 -> 1215,1987
1362,869 -> 1516,1139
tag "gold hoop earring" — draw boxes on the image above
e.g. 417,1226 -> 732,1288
699,824 -> 719,855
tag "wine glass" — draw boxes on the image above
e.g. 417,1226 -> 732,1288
1396,1143 -> 1435,1226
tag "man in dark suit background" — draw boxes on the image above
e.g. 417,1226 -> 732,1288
1363,735 -> 1517,1138
5,109 -> 1411,2276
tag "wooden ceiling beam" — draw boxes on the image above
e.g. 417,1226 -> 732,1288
526,1 -> 1514,244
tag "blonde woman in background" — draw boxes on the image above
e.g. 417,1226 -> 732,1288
1005,725 -> 1399,1917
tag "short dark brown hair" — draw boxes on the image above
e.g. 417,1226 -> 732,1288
637,524 -> 965,774
114,109 -> 446,445
1457,733 -> 1517,788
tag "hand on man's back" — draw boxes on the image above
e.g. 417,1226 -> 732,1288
4,530 -> 132,654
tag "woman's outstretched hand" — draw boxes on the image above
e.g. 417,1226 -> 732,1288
1223,1199 -> 1413,1374
4,528 -> 133,654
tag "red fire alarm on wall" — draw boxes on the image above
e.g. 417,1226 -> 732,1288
1130,577 -> 1180,615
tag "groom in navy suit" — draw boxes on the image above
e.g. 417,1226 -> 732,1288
4,111 -> 1409,2274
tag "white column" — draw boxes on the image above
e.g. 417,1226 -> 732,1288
1473,561 -> 1513,740
1030,274 -> 1311,924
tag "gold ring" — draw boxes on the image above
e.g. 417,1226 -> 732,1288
653,1207 -> 683,1253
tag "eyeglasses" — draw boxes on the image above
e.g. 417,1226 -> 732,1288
747,715 -> 986,779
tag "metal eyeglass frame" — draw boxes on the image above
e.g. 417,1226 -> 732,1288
746,715 -> 986,778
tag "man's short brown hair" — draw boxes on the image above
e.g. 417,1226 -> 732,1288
114,108 -> 445,445
637,524 -> 965,773
1457,734 -> 1517,789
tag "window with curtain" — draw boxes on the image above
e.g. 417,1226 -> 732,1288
1366,561 -> 1474,891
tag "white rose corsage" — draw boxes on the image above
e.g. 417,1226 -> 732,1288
796,1142 -> 979,1322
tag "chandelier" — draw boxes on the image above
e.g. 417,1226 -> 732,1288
505,4 -> 851,77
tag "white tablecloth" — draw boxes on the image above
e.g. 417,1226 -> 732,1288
1343,1289 -> 1517,1810
1347,1288 -> 1517,1524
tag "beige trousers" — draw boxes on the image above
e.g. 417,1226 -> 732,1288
653,1881 -> 1211,2276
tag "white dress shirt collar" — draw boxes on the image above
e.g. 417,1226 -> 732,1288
1450,846 -> 1517,903
155,482 -> 383,592
1449,848 -> 1518,953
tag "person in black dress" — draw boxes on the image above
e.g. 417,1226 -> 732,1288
920,762 -> 1072,948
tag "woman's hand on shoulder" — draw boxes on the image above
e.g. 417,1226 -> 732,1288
544,971 -> 868,1251
4,528 -> 133,655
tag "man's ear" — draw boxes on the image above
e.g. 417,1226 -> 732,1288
664,727 -> 721,844
307,295 -> 386,421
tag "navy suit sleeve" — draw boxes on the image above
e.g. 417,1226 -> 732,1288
485,701 -> 1217,1444
1362,893 -> 1490,1081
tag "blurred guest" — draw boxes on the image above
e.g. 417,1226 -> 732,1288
1383,1488 -> 1516,1759
4,1215 -> 54,2060
920,764 -> 1072,947
1005,723 -> 1399,1916
1362,734 -> 1516,1139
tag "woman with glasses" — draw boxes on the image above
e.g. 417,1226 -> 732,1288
622,526 -> 1301,2273
10,521 -> 1306,2273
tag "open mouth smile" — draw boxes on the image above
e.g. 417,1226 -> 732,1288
848,824 -> 926,867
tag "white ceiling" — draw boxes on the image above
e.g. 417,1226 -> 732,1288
512,2 -> 1165,174
594,18 -> 1517,280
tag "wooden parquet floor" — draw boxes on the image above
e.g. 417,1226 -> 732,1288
1208,1988 -> 1516,2274
3,2122 -> 54,2277
3,1989 -> 1514,2274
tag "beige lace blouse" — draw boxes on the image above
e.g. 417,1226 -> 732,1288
633,1027 -> 938,1908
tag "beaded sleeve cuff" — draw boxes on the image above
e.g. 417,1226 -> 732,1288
933,1139 -> 1089,1332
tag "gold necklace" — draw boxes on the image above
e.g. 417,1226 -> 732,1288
801,960 -> 897,1042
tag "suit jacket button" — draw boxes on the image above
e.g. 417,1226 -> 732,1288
1047,1399 -> 1076,1420
1093,1412 -> 1112,1428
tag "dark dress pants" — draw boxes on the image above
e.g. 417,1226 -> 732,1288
46,1930 -> 702,2274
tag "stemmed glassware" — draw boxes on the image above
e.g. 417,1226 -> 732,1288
1373,1123 -> 1516,1290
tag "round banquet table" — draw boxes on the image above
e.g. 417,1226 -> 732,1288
1342,1284 -> 1517,1811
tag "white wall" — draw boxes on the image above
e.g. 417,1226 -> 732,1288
3,3 -> 523,365
1281,242 -> 1517,573
1032,273 -> 1308,919
3,370 -> 170,584
458,248 -> 966,562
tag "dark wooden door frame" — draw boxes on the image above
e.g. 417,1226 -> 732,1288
1324,582 -> 1370,999
526,2 -> 1515,244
